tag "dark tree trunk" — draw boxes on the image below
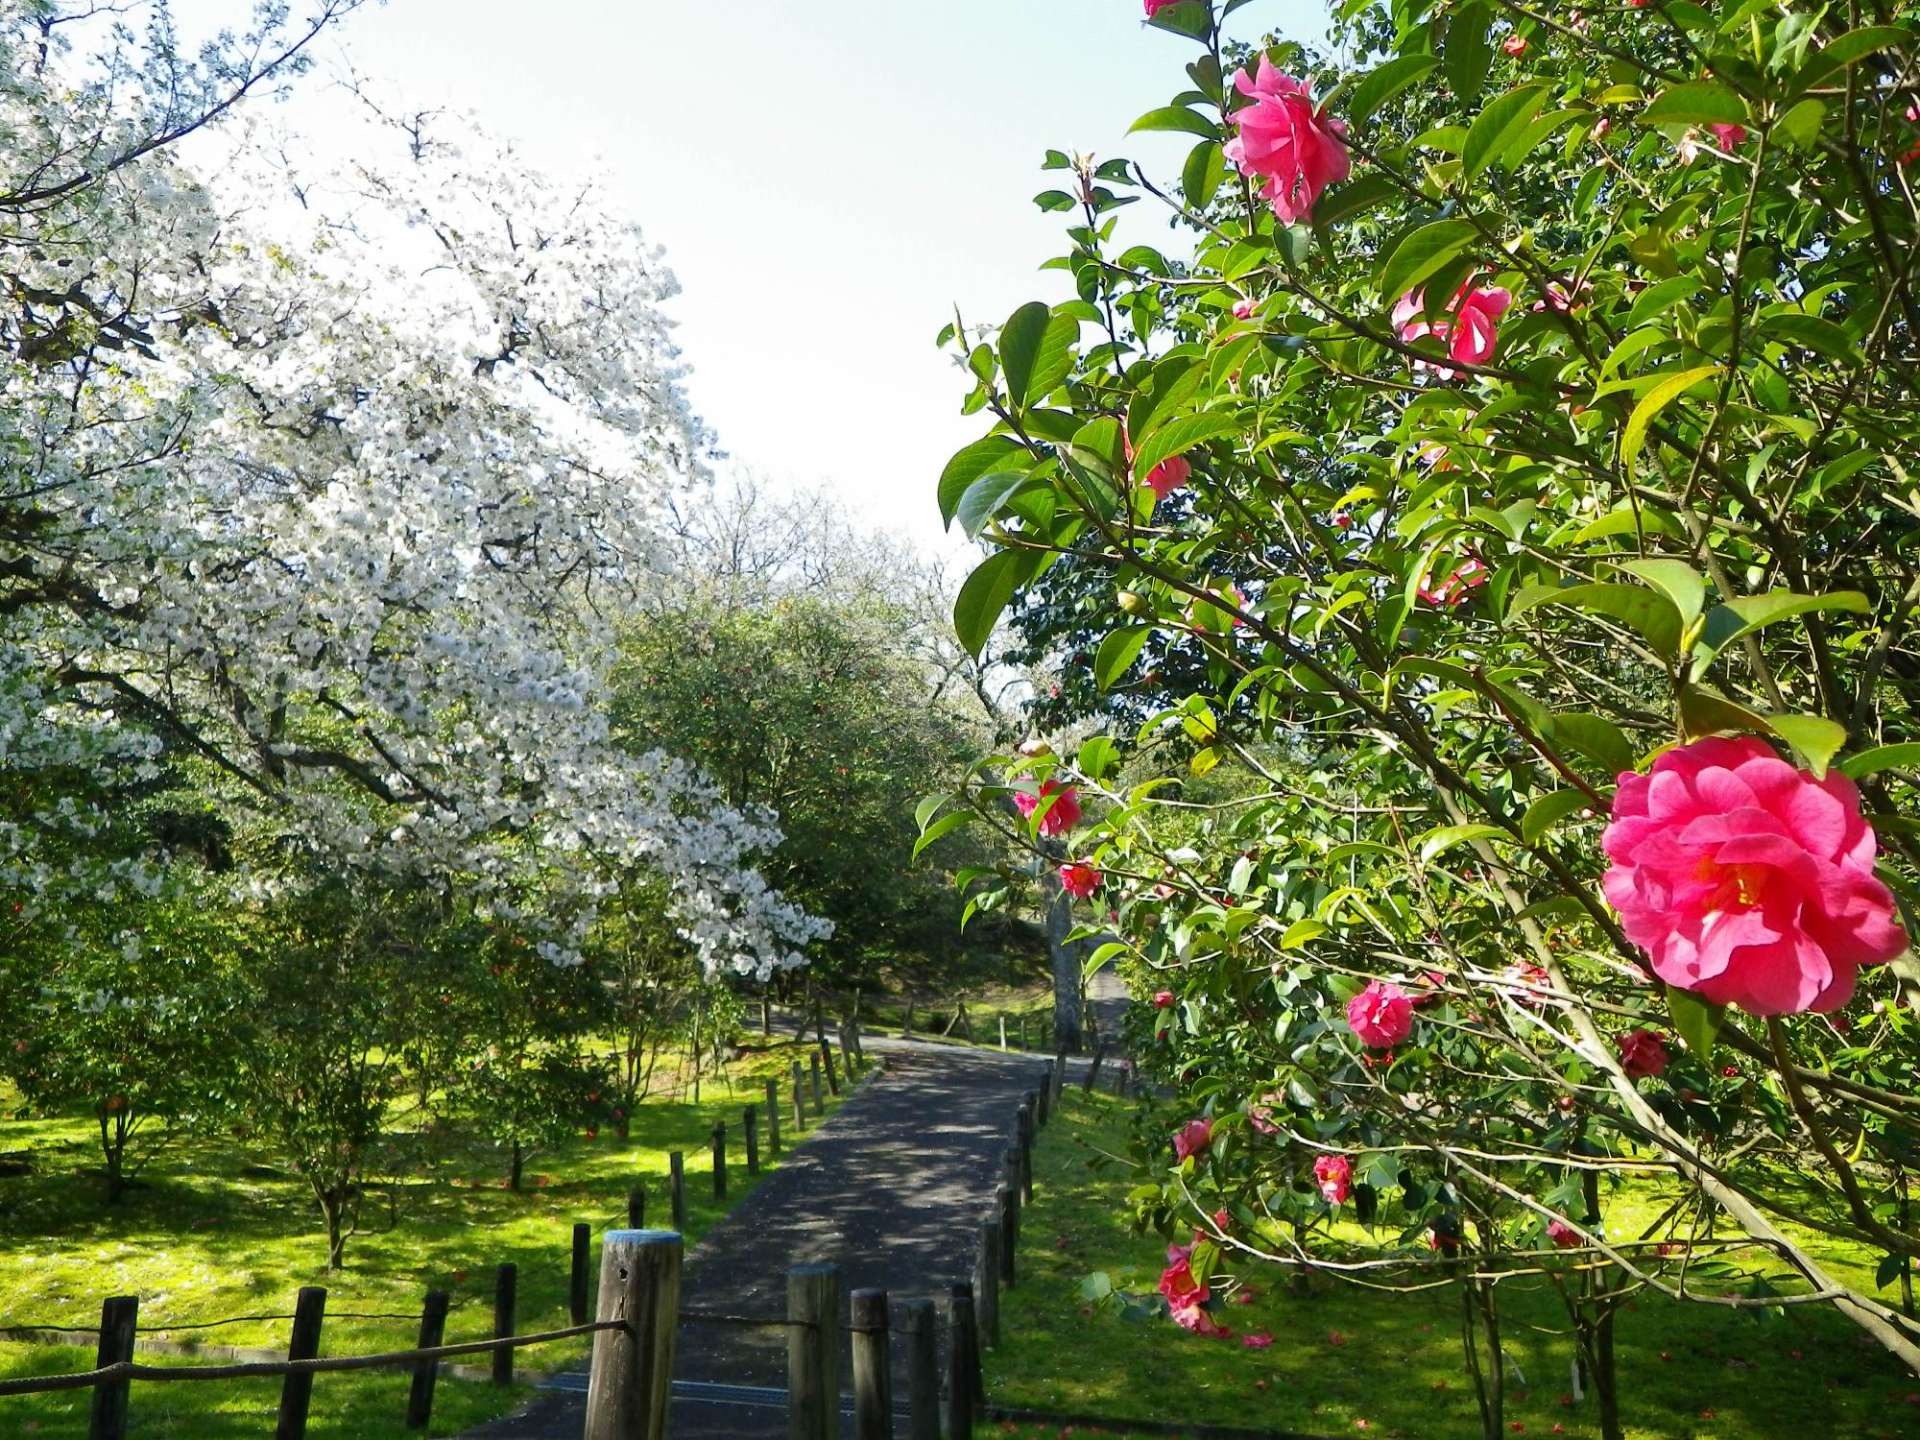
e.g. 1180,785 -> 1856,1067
509,1138 -> 525,1192
1043,872 -> 1084,1052
318,1187 -> 348,1270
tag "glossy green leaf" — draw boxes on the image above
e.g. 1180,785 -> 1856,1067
1350,54 -> 1438,128
1688,590 -> 1871,679
1839,743 -> 1920,781
1132,410 -> 1241,478
953,550 -> 1020,659
1521,790 -> 1593,844
1508,581 -> 1684,657
1621,559 -> 1707,627
1621,365 -> 1721,469
1546,713 -> 1636,776
1377,220 -> 1476,307
1094,625 -> 1152,690
1182,140 -> 1226,207
1445,1 -> 1494,102
1664,984 -> 1723,1060
1417,822 -> 1508,864
1642,81 -> 1748,126
912,809 -> 973,859
938,436 -> 1026,527
1128,105 -> 1219,139
955,470 -> 1036,539
1462,85 -> 1548,181
1767,713 -> 1849,778
998,302 -> 1051,410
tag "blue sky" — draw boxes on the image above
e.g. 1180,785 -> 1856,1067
180,0 -> 1330,554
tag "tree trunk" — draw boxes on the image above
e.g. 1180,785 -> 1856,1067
509,1138 -> 525,1192
319,1188 -> 348,1270
1594,1306 -> 1621,1440
99,1112 -> 127,1204
1044,871 -> 1084,1052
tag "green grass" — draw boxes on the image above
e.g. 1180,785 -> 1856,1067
0,1041 -> 851,1438
988,1090 -> 1920,1440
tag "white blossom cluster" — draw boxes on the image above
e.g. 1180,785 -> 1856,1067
0,39 -> 829,978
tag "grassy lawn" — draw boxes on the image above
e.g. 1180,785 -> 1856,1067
989,1089 -> 1920,1440
0,1040 -> 851,1438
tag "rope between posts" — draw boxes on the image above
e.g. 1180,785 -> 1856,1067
0,1319 -> 624,1398
0,1305 -> 464,1339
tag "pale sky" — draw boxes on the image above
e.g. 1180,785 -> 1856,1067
173,0 -> 1330,557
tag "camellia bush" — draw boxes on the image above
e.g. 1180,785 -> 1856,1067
921,0 -> 1920,1432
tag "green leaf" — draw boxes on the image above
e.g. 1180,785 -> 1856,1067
1024,314 -> 1081,405
1350,54 -> 1438,128
1547,714 -> 1636,776
953,550 -> 1020,659
1756,313 -> 1856,366
938,436 -> 1026,528
1446,1 -> 1494,102
1377,220 -> 1476,306
1145,0 -> 1214,39
1678,684 -> 1773,743
1688,591 -> 1872,679
1077,735 -> 1120,781
1508,581 -> 1684,657
1417,823 -> 1508,864
1280,918 -> 1328,948
1620,559 -> 1707,627
1462,85 -> 1548,181
1774,97 -> 1826,149
1128,105 -> 1219,139
1642,81 -> 1748,126
1621,365 -> 1721,469
1312,172 -> 1398,228
998,302 -> 1052,410
1664,984 -> 1723,1060
913,810 -> 974,859
1082,942 -> 1129,981
1839,743 -> 1920,782
1080,1271 -> 1115,1302
1095,626 -> 1152,690
914,793 -> 950,832
1767,713 -> 1849,778
1132,411 -> 1241,479
1182,140 -> 1226,207
955,470 -> 1034,539
1522,790 -> 1593,844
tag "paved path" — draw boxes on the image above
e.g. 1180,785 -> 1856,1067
463,1042 -> 1070,1439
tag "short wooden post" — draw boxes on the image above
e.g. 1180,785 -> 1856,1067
998,1014 -> 1008,1051
1017,1100 -> 1035,1202
274,1285 -> 326,1440
1018,1014 -> 1029,1051
491,1264 -> 517,1387
1051,1049 -> 1066,1102
810,1054 -> 824,1111
975,1222 -> 1001,1348
670,1150 -> 686,1230
767,1077 -> 783,1155
944,1283 -> 975,1440
792,1060 -> 807,1120
1084,1039 -> 1107,1092
404,1289 -> 449,1429
1036,1067 -> 1052,1126
583,1229 -> 682,1440
571,1222 -> 592,1325
711,1121 -> 728,1199
996,1183 -> 1017,1288
787,1262 -> 843,1440
745,1104 -> 761,1175
89,1294 -> 138,1440
851,1288 -> 893,1440
903,1000 -> 915,1040
820,1029 -> 841,1095
904,1297 -> 938,1440
628,1187 -> 646,1230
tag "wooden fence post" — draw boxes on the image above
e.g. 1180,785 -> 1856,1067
998,1014 -> 1007,1051
787,1261 -> 843,1440
583,1229 -> 683,1440
88,1294 -> 137,1440
903,1000 -> 914,1040
766,1077 -> 782,1155
996,1183 -> 1017,1288
820,1028 -> 840,1095
810,1054 -> 824,1112
975,1222 -> 1001,1349
274,1285 -> 326,1440
745,1104 -> 760,1175
628,1187 -> 646,1230
851,1288 -> 893,1440
903,1297 -> 937,1440
1084,1039 -> 1108,1093
670,1150 -> 686,1230
711,1121 -> 728,1199
1051,1049 -> 1067,1102
944,1283 -> 974,1440
491,1264 -> 517,1387
1017,1100 -> 1035,1202
404,1289 -> 449,1430
571,1222 -> 592,1325
1036,1067 -> 1052,1126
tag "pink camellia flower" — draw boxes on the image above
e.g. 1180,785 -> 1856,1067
1144,454 -> 1192,501
1502,32 -> 1527,54
1159,1253 -> 1207,1310
1059,861 -> 1102,899
1231,298 -> 1255,320
1418,556 -> 1489,608
1015,779 -> 1082,837
1153,989 -> 1176,1009
1710,122 -> 1748,149
1394,279 -> 1514,372
1546,1219 -> 1582,1250
1244,1332 -> 1275,1349
1601,736 -> 1906,1014
1173,1117 -> 1215,1161
1247,1100 -> 1280,1136
1314,1153 -> 1353,1205
1532,279 -> 1591,314
1172,1302 -> 1234,1338
1617,1028 -> 1670,1080
1213,1207 -> 1233,1232
1224,58 -> 1351,224
1347,980 -> 1413,1048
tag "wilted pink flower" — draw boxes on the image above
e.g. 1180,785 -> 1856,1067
1173,1117 -> 1215,1161
1710,122 -> 1748,149
1015,780 -> 1082,837
1172,1302 -> 1233,1338
1224,58 -> 1351,223
1314,1153 -> 1353,1205
1419,556 -> 1489,608
1394,279 -> 1513,372
1244,1332 -> 1275,1349
1059,861 -> 1102,898
1502,32 -> 1527,54
1153,989 -> 1176,1009
1618,1028 -> 1670,1079
1247,1100 -> 1280,1136
1333,512 -> 1353,529
1212,1207 -> 1233,1232
1602,736 -> 1905,1014
1347,980 -> 1413,1048
1546,1219 -> 1582,1250
1532,279 -> 1591,314
1144,454 -> 1192,500
1231,298 -> 1255,320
